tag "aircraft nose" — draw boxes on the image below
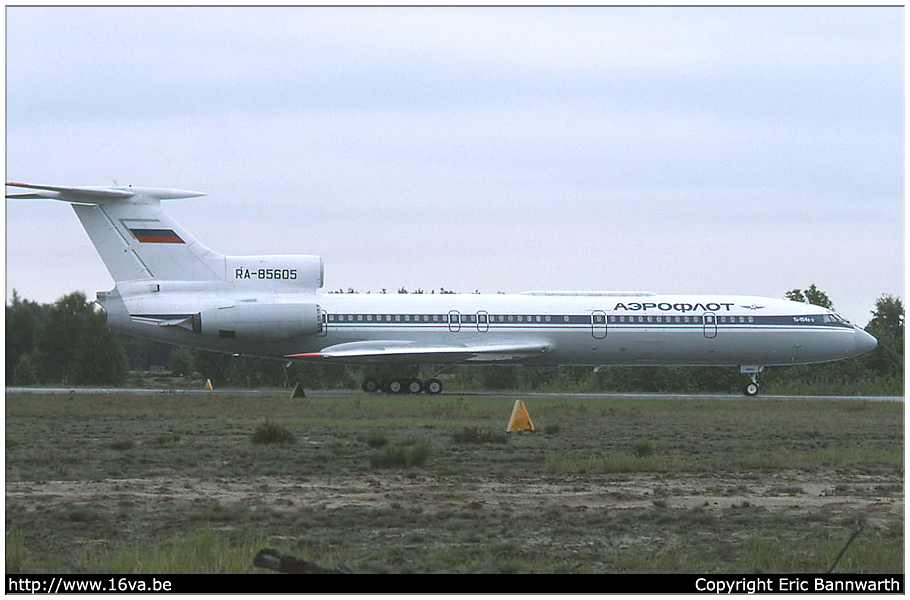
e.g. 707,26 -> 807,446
854,326 -> 878,356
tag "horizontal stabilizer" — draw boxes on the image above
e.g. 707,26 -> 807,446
288,339 -> 551,364
6,182 -> 204,204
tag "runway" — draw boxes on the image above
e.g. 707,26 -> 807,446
5,387 -> 902,402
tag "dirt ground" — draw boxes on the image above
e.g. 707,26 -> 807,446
6,391 -> 903,573
8,468 -> 902,519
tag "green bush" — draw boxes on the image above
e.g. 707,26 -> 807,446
369,441 -> 431,469
363,432 -> 389,448
251,421 -> 295,445
452,427 -> 508,445
108,438 -> 136,451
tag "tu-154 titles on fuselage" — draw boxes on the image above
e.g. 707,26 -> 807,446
6,182 -> 877,395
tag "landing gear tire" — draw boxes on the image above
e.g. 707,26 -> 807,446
363,376 -> 441,394
740,367 -> 763,397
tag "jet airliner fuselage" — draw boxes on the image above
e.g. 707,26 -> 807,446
6,183 -> 878,395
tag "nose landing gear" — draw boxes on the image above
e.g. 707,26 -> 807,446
744,375 -> 760,396
741,365 -> 764,396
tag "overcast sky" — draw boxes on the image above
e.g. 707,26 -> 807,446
5,6 -> 904,326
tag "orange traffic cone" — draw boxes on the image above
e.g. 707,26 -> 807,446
506,400 -> 535,432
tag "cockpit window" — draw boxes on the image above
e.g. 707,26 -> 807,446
827,311 -> 850,325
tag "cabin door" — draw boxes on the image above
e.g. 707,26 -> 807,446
317,309 -> 327,337
703,312 -> 717,339
591,310 -> 607,339
448,310 -> 461,333
476,311 -> 490,333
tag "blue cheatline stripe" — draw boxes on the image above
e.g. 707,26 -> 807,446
131,312 -> 854,330
323,313 -> 852,329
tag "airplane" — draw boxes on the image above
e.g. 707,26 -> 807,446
6,182 -> 878,396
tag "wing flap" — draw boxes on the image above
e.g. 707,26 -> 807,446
288,340 -> 551,364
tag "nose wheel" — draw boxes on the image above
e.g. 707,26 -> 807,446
744,373 -> 760,396
740,365 -> 763,396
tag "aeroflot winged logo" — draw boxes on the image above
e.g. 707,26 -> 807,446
128,228 -> 185,244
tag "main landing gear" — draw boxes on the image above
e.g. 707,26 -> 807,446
741,365 -> 764,396
362,377 -> 443,395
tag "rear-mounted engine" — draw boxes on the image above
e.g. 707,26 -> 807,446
193,303 -> 322,339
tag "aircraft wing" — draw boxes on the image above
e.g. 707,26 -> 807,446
287,340 -> 552,364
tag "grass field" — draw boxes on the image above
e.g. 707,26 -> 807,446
5,391 -> 903,574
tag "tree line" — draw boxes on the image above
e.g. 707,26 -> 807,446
5,286 -> 904,395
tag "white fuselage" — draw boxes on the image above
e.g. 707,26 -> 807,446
6,182 -> 876,385
98,284 -> 875,369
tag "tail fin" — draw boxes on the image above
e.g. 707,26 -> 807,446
6,182 -> 224,283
